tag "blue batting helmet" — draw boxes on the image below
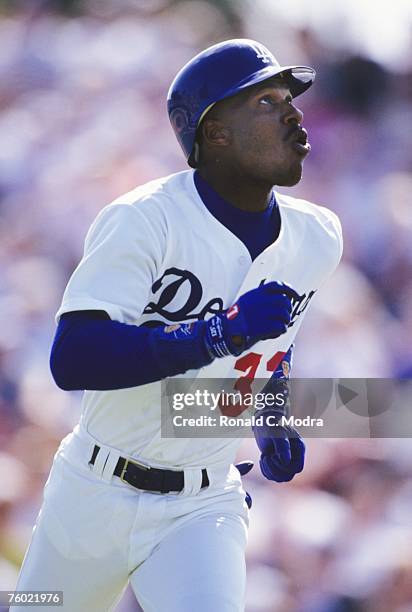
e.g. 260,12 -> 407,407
167,39 -> 315,167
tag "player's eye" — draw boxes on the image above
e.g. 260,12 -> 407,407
258,95 -> 275,106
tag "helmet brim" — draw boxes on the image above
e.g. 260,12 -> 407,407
215,65 -> 316,107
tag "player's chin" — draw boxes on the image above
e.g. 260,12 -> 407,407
274,162 -> 303,187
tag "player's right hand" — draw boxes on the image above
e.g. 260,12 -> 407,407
205,281 -> 299,358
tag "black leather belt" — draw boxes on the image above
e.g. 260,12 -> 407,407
89,445 -> 209,494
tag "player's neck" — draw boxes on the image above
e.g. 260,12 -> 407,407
196,168 -> 272,212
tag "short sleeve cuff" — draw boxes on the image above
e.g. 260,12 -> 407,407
55,299 -> 125,323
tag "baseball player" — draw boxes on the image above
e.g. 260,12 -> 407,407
12,39 -> 342,611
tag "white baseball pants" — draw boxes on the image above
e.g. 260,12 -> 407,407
11,426 -> 249,612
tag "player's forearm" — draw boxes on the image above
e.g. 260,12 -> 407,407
50,311 -> 213,391
51,282 -> 297,391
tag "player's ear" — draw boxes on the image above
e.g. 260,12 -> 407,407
200,119 -> 232,148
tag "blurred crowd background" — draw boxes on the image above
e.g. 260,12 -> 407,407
1,0 -> 412,610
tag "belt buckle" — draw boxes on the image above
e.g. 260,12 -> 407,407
120,457 -> 150,483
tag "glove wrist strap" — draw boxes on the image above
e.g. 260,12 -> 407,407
204,315 -> 233,358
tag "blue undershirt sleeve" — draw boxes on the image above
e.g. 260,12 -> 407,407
50,311 -> 213,391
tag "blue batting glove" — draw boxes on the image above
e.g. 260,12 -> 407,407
253,409 -> 305,482
205,282 -> 299,358
252,346 -> 305,483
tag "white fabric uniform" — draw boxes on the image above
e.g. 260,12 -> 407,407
13,170 -> 342,612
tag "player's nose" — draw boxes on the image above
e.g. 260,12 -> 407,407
284,104 -> 304,126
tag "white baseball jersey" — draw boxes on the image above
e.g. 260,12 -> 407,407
56,170 -> 342,469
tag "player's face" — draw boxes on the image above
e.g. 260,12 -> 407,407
217,79 -> 310,186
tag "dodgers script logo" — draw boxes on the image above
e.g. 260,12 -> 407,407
142,268 -> 224,328
142,267 -> 316,330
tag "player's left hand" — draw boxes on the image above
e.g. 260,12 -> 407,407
235,460 -> 253,509
252,408 -> 305,482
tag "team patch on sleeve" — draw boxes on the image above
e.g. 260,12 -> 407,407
163,322 -> 196,338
